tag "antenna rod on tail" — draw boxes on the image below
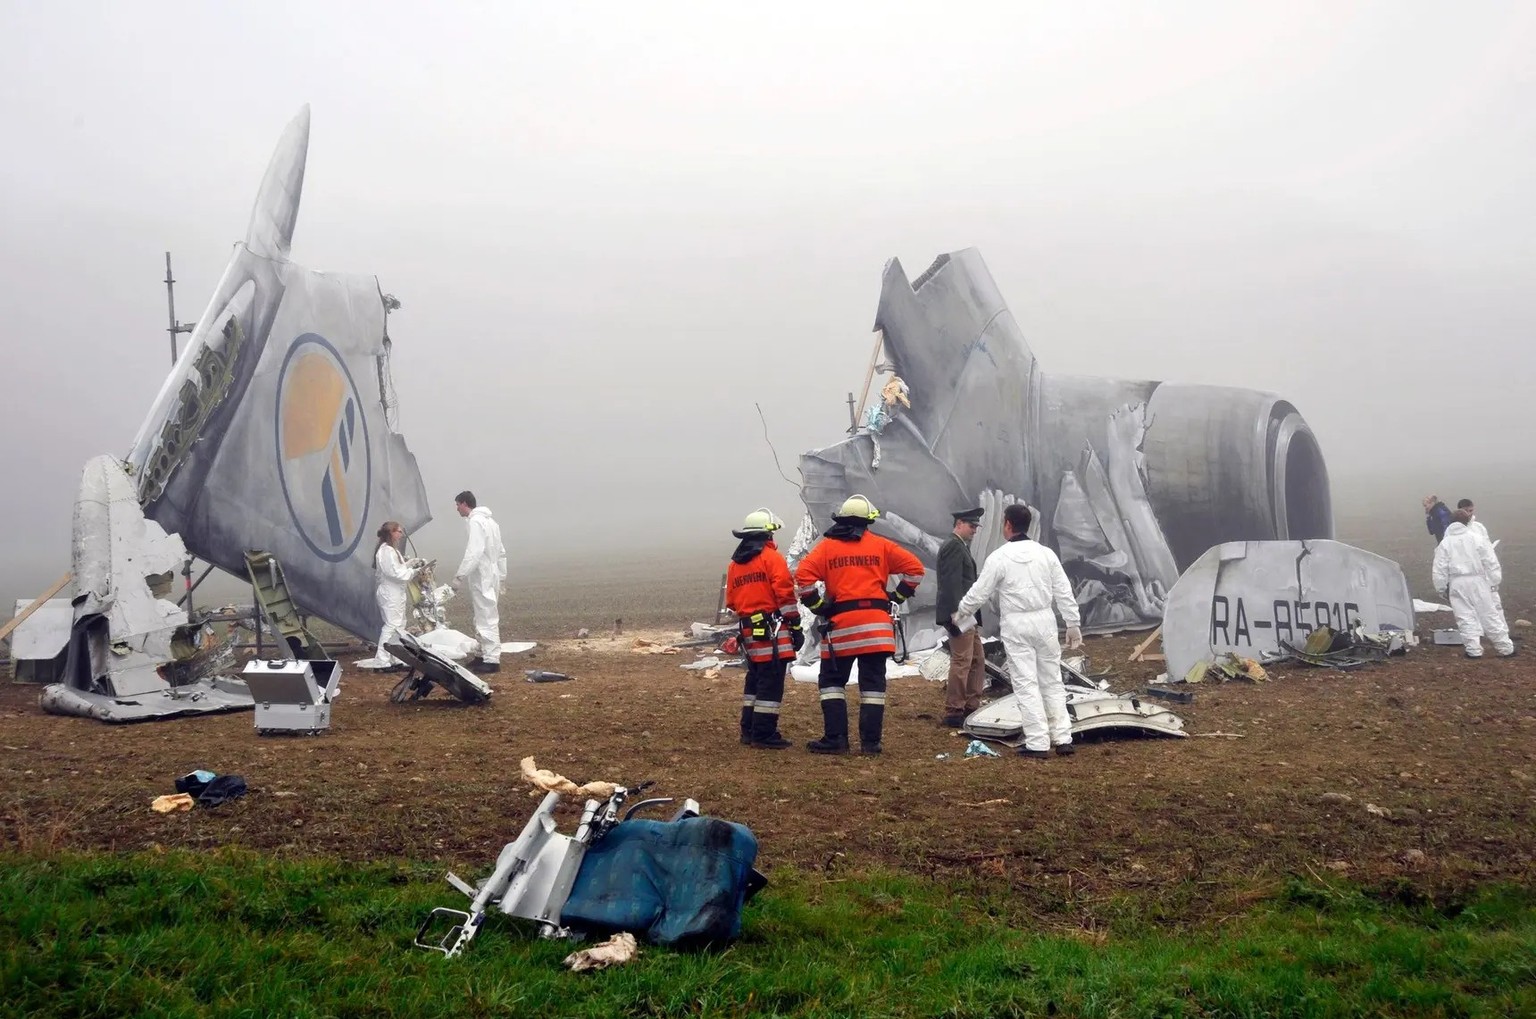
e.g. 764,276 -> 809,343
163,252 -> 195,367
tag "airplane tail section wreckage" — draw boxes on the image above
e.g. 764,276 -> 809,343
33,107 -> 433,722
125,105 -> 430,644
800,249 -> 1334,635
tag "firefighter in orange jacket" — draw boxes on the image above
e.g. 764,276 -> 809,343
725,508 -> 800,749
794,494 -> 925,755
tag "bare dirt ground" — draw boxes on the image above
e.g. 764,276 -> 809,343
4,496 -> 1534,923
3,610 -> 1533,924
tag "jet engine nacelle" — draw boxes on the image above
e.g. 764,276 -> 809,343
799,248 -> 1332,632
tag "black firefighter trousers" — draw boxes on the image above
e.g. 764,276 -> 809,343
816,651 -> 889,747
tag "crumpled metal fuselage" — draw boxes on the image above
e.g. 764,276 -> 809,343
800,249 -> 1333,632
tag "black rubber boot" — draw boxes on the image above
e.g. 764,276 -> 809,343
858,703 -> 885,753
750,709 -> 788,748
740,705 -> 754,745
808,697 -> 849,753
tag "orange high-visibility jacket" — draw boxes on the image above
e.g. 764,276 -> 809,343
727,541 -> 799,663
794,530 -> 924,658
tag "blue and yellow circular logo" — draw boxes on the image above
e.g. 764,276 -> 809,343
274,334 -> 372,562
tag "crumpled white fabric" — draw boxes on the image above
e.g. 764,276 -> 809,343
563,932 -> 638,972
417,626 -> 480,660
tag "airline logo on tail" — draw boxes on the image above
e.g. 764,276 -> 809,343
275,334 -> 372,562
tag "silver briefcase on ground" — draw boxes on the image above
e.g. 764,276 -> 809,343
241,658 -> 342,735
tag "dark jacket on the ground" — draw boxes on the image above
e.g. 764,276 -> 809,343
934,532 -> 981,629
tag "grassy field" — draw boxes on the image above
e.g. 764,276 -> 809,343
3,850 -> 1533,1018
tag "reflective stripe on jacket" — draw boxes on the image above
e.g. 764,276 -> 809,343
794,530 -> 925,658
727,542 -> 798,662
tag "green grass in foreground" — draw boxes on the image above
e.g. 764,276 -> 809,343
1,851 -> 1532,1018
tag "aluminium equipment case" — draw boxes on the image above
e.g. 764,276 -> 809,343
241,658 -> 342,735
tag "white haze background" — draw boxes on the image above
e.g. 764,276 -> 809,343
2,2 -> 1534,610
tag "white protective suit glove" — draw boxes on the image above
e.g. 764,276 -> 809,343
451,576 -> 464,592
1065,625 -> 1083,649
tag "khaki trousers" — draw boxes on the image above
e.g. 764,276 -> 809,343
944,629 -> 986,715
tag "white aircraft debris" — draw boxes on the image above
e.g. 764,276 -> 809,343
1161,539 -> 1415,684
125,106 -> 429,644
40,456 -> 253,722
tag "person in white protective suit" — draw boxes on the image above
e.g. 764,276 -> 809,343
452,490 -> 507,672
1433,508 -> 1514,658
1456,498 -> 1504,617
953,503 -> 1084,759
357,521 -> 425,670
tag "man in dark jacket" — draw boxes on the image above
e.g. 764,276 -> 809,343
936,507 -> 986,728
1423,495 -> 1453,543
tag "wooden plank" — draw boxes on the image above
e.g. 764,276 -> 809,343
1127,625 -> 1162,662
0,572 -> 73,645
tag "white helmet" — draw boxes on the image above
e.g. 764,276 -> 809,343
835,493 -> 879,521
737,507 -> 783,534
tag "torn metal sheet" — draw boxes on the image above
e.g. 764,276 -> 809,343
962,653 -> 1182,740
1162,539 -> 1415,684
386,632 -> 492,705
962,692 -> 1186,741
799,248 -> 1332,634
39,677 -> 254,723
9,598 -> 72,683
40,456 -> 254,723
124,106 -> 429,642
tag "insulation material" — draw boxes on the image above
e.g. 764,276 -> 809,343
564,932 -> 639,972
519,757 -> 620,800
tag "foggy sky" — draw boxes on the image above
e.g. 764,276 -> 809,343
3,1 -> 1535,604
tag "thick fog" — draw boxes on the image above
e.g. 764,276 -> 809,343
3,2 -> 1534,605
